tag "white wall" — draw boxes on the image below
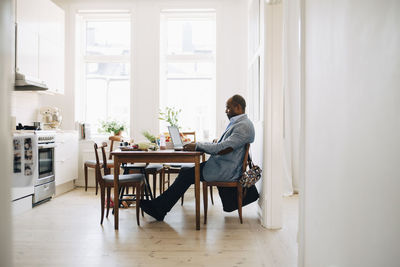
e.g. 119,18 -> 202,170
215,0 -> 248,136
46,0 -> 248,139
0,0 -> 13,265
300,1 -> 400,266
11,91 -> 40,126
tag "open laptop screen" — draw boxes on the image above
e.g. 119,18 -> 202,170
168,126 -> 183,149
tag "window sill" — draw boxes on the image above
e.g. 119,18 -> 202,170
80,135 -> 110,143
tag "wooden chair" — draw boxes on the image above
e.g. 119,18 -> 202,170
84,135 -> 122,194
94,142 -> 145,225
162,131 -> 214,205
202,144 -> 250,224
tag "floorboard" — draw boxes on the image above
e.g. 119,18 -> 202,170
12,187 -> 298,267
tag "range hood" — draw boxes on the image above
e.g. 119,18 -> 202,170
14,72 -> 48,91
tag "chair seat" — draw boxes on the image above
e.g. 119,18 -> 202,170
123,163 -> 163,172
164,163 -> 195,169
103,173 -> 144,183
123,163 -> 147,168
85,159 -> 114,166
203,180 -> 240,186
145,164 -> 163,172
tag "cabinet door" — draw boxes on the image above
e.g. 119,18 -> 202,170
55,133 -> 78,186
15,0 -> 40,78
38,37 -> 54,90
39,37 -> 64,93
38,0 -> 65,94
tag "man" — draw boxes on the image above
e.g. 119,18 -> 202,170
140,94 -> 255,221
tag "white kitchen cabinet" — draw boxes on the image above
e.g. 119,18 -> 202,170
55,132 -> 78,186
38,0 -> 65,94
15,0 -> 65,94
15,0 -> 40,79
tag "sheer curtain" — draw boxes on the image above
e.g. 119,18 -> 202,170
282,0 -> 301,195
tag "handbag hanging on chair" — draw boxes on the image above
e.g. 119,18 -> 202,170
239,155 -> 262,188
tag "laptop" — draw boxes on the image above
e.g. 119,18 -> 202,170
168,126 -> 184,151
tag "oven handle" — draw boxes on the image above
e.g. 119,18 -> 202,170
38,143 -> 57,149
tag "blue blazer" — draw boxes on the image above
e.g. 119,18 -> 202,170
196,114 -> 255,182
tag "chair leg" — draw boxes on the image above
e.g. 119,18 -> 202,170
95,170 -> 99,195
237,186 -> 243,224
106,187 -> 111,218
203,183 -> 208,224
100,186 -> 105,224
141,184 -> 145,217
136,183 -> 141,226
165,170 -> 170,192
144,174 -> 154,200
159,170 -> 163,195
132,186 -> 136,198
152,173 -> 157,198
84,164 -> 88,192
210,185 -> 214,205
181,194 -> 184,206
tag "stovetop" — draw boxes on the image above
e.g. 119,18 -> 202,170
16,124 -> 39,130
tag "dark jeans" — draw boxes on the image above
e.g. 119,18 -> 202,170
154,162 -> 206,213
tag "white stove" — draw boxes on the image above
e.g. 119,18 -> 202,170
12,130 -> 57,208
33,131 -> 56,205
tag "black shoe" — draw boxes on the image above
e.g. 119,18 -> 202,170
140,200 -> 166,221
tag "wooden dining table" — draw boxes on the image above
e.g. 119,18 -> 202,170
111,149 -> 204,230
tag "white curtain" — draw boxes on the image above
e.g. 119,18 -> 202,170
282,0 -> 301,195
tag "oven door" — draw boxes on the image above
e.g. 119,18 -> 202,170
38,143 -> 55,181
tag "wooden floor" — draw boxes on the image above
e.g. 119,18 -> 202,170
12,187 -> 298,267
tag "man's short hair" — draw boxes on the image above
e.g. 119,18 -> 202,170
231,94 -> 246,111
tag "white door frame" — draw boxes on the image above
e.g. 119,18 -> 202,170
0,0 -> 13,265
260,0 -> 284,229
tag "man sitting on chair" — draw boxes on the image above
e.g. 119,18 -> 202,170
140,94 -> 255,221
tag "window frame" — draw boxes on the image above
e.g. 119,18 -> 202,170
159,10 -> 217,141
77,13 -> 131,137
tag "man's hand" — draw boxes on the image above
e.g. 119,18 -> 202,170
183,142 -> 196,151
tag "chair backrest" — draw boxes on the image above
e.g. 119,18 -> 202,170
108,135 -> 122,160
182,131 -> 196,142
94,142 -> 110,184
241,144 -> 250,174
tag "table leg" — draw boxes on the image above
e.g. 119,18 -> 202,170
195,156 -> 200,230
114,158 -> 120,230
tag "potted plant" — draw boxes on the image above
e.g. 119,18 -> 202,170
99,120 -> 126,136
159,107 -> 190,149
159,107 -> 181,128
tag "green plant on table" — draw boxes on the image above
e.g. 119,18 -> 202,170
159,107 -> 181,128
99,119 -> 126,135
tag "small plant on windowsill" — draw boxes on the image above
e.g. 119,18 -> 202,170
159,107 -> 181,128
99,120 -> 126,136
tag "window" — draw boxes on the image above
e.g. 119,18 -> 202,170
160,10 -> 216,141
76,12 -> 131,136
